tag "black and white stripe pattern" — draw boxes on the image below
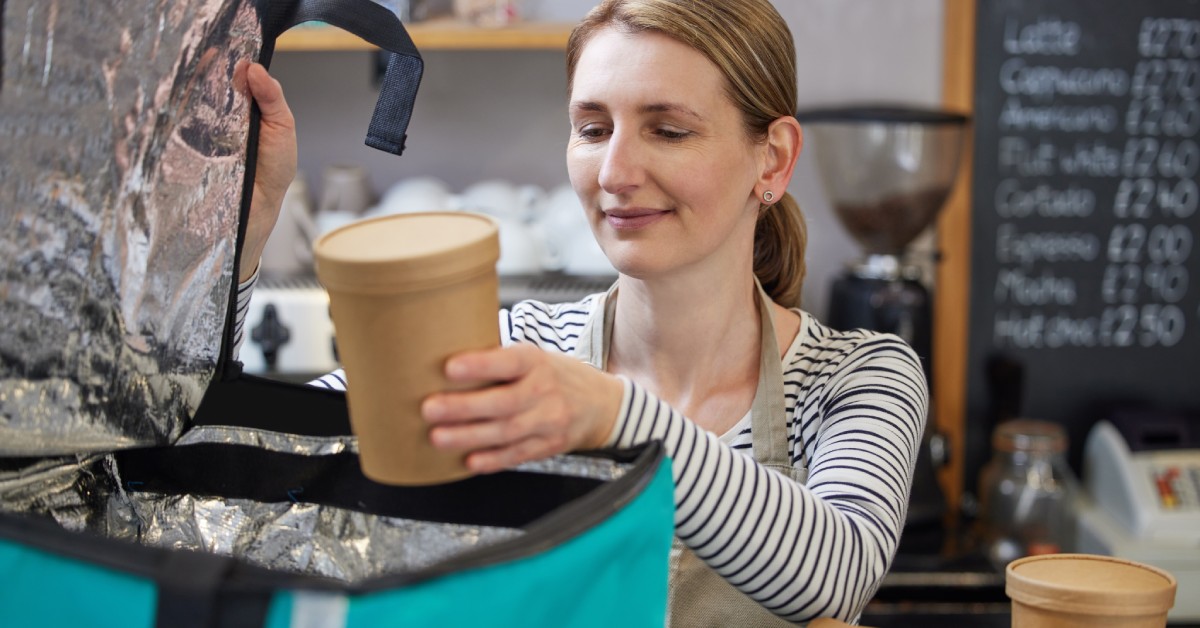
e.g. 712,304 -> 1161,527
231,268 -> 257,359
503,299 -> 925,624
231,280 -> 926,623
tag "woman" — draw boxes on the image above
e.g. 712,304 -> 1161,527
237,0 -> 926,624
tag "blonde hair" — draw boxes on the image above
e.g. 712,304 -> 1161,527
566,0 -> 807,307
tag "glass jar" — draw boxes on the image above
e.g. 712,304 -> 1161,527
977,419 -> 1081,573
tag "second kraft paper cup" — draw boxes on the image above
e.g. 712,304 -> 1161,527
1006,554 -> 1177,628
314,211 -> 500,485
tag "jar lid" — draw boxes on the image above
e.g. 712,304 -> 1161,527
992,418 -> 1066,453
314,212 -> 499,295
1006,554 -> 1177,616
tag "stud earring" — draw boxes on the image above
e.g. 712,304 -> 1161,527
762,190 -> 775,203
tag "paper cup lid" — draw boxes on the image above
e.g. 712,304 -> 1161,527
1006,554 -> 1177,616
314,212 -> 499,294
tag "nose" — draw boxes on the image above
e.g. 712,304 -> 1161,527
597,127 -> 645,196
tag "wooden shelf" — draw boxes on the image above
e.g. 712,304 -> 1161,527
276,19 -> 575,51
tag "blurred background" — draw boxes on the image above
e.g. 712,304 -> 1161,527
264,0 -> 945,318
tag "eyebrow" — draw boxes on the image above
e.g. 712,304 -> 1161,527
570,101 -> 706,121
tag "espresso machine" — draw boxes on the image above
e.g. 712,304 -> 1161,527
797,106 -> 969,543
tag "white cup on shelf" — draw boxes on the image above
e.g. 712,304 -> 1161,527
318,164 -> 375,216
368,176 -> 455,218
457,179 -> 543,224
314,209 -> 361,236
533,183 -> 613,275
494,216 -> 545,275
563,230 -> 614,276
260,174 -> 319,277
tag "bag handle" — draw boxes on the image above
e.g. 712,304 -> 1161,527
215,0 -> 423,381
257,0 -> 424,156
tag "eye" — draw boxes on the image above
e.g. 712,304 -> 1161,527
656,127 -> 691,141
576,124 -> 611,141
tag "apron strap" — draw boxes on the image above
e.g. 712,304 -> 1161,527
574,283 -> 618,370
749,280 -> 793,469
578,279 -> 799,470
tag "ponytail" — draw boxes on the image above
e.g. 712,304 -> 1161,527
754,193 -> 806,308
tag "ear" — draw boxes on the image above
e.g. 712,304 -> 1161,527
755,116 -> 803,204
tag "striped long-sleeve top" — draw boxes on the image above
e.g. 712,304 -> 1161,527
233,277 -> 927,623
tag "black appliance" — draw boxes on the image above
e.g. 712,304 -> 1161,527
797,106 -> 969,534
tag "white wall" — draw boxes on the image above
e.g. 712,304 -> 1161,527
269,0 -> 945,318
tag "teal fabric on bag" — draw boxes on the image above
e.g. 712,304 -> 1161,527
0,539 -> 157,628
265,459 -> 675,628
0,446 -> 672,628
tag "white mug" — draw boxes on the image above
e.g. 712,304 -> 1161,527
534,183 -> 614,275
369,176 -> 454,218
318,164 -> 375,216
563,229 -> 615,276
457,179 -> 543,224
494,216 -> 543,275
314,209 -> 361,237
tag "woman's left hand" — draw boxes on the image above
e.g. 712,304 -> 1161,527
421,345 -> 624,474
241,62 -> 297,282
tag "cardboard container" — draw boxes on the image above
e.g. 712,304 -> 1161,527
1006,553 -> 1177,627
314,212 -> 500,485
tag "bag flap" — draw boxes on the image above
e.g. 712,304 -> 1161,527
0,0 -> 422,457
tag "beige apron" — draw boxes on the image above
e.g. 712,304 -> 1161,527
575,281 -> 808,627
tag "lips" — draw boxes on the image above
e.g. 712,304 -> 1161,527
604,207 -> 670,230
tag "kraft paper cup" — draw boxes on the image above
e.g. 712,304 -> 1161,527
314,212 -> 500,485
1006,554 -> 1177,627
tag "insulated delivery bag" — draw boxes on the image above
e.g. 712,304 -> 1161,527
0,2 -> 674,626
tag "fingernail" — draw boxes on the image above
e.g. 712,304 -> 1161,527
422,398 -> 442,420
446,359 -> 467,379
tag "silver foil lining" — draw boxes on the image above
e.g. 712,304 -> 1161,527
0,0 -> 261,456
1,427 -> 632,583
177,425 -> 358,457
108,493 -> 525,582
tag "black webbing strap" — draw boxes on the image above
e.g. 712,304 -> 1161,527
117,443 -> 603,529
192,372 -> 353,436
258,0 -> 423,156
216,0 -> 424,382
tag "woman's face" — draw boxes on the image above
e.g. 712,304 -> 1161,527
566,28 -> 764,280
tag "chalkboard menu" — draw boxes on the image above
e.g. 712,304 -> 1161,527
966,0 -> 1200,482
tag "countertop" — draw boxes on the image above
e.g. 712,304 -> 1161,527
865,532 -> 1199,627
862,547 -> 1010,627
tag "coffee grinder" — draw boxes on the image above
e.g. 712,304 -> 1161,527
796,106 -> 968,542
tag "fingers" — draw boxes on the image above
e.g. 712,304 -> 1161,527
444,344 -> 538,383
239,61 -> 297,282
420,346 -> 540,420
424,351 -> 569,456
427,395 -> 567,473
423,348 -> 553,425
423,378 -> 530,425
246,62 -> 294,130
428,408 -> 550,452
464,435 -> 568,474
421,345 -> 624,473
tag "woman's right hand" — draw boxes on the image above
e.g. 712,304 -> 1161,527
240,62 -> 297,283
422,344 -> 624,474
